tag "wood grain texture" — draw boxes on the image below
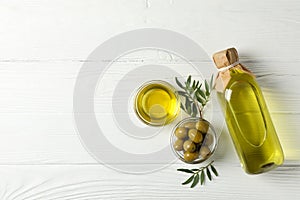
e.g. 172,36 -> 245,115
0,0 -> 299,199
0,163 -> 299,200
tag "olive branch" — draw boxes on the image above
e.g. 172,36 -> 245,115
177,160 -> 218,188
175,75 -> 214,119
175,75 -> 219,188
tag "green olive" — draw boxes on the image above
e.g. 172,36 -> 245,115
188,129 -> 203,143
184,151 -> 199,162
183,122 -> 196,129
200,145 -> 211,159
174,127 -> 188,139
196,120 -> 209,133
173,139 -> 184,151
183,140 -> 196,152
203,133 -> 214,146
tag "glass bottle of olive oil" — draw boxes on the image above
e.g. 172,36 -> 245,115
213,48 -> 284,174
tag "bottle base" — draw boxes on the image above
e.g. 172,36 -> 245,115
243,162 -> 282,175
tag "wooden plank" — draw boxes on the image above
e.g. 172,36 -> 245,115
0,113 -> 298,164
0,62 -> 299,114
0,163 -> 298,200
0,0 -> 299,60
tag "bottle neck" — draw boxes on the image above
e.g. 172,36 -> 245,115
217,60 -> 240,72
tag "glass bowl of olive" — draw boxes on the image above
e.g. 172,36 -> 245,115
170,117 -> 217,164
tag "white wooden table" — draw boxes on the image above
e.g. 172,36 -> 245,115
0,0 -> 299,199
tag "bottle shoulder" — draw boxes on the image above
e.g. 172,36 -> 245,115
225,68 -> 257,89
215,67 -> 258,93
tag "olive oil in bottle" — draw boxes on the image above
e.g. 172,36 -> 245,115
134,80 -> 180,126
213,48 -> 284,174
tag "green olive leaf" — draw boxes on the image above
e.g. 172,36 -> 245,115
192,103 -> 198,117
185,97 -> 192,115
206,167 -> 212,181
211,165 -> 219,176
187,85 -> 194,94
205,79 -> 210,96
210,74 -> 214,89
197,88 -> 206,99
191,173 -> 199,188
187,75 -> 191,86
177,91 -> 188,97
191,112 -> 196,117
177,168 -> 194,174
180,103 -> 186,112
175,77 -> 185,89
184,96 -> 189,108
198,83 -> 202,89
195,81 -> 200,88
195,94 -> 204,105
200,170 -> 205,185
187,105 -> 192,115
182,175 -> 194,185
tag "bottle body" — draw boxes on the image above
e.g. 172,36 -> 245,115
217,68 -> 284,174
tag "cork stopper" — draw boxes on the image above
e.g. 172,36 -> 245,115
212,47 -> 239,69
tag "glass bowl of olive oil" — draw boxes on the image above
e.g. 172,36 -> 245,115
171,117 -> 217,164
134,80 -> 180,126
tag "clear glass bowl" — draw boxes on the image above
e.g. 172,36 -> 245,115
134,80 -> 180,126
170,117 -> 217,164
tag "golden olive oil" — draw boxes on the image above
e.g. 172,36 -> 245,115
213,48 -> 284,174
134,81 -> 180,126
